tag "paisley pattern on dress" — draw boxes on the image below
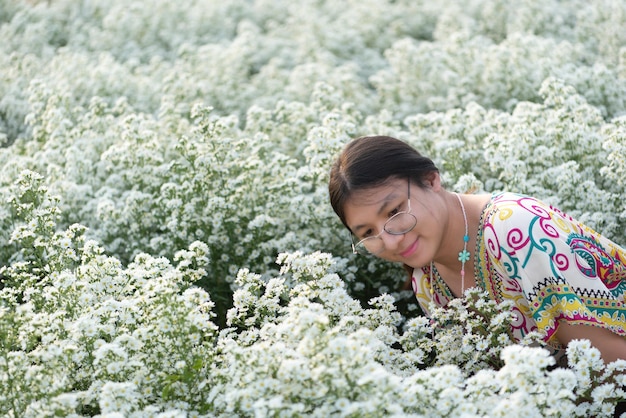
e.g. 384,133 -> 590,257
567,233 -> 626,296
412,192 -> 626,351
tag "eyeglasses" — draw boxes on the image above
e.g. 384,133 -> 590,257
351,179 -> 417,255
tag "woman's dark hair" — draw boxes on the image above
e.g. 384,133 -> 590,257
328,135 -> 439,231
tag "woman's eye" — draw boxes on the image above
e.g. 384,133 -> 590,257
389,206 -> 402,217
361,228 -> 374,238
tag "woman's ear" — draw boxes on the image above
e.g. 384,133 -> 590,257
425,171 -> 442,191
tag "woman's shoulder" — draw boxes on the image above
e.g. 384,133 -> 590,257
479,191 -> 585,252
480,191 -> 625,254
487,191 -> 550,209
482,191 -> 567,225
482,192 -> 536,223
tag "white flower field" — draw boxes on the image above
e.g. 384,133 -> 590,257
1,0 -> 626,416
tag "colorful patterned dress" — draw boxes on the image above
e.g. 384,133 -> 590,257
412,192 -> 626,352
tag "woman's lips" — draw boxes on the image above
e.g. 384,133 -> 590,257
400,238 -> 419,258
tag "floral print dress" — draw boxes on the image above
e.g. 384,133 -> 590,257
412,192 -> 626,351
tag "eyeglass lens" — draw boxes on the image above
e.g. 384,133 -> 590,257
355,212 -> 416,254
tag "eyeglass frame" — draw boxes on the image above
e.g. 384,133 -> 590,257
350,178 -> 417,255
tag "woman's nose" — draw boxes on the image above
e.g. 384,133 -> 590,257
380,229 -> 404,251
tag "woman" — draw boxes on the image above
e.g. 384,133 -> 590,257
329,135 -> 626,363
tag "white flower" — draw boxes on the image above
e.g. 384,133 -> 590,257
476,339 -> 489,351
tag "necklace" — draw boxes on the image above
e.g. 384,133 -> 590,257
428,193 -> 471,299
456,193 -> 470,295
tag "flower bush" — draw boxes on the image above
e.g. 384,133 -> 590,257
1,0 -> 626,416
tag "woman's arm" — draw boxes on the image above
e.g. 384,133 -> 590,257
556,321 -> 626,363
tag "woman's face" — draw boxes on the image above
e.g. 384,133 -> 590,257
342,175 -> 446,268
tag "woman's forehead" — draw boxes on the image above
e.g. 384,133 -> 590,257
347,178 -> 406,206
